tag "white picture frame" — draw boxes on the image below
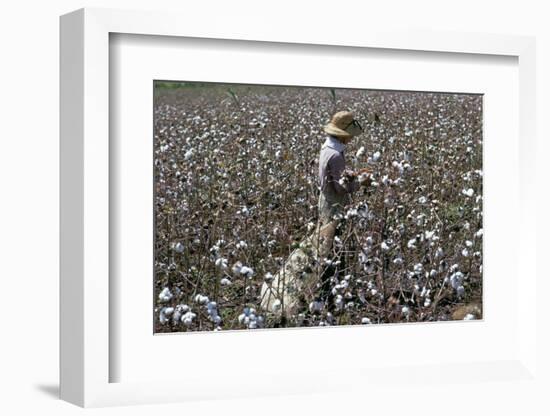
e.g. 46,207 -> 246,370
60,7 -> 539,408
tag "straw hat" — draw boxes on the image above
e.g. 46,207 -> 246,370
323,111 -> 363,139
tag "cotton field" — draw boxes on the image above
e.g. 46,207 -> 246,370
153,82 -> 483,333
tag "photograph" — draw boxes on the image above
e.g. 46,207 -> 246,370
153,81 -> 483,333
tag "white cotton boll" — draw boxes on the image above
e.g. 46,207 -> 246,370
215,257 -> 228,270
345,208 -> 358,219
372,151 -> 381,162
465,240 -> 473,247
238,313 -> 246,324
231,261 -> 243,275
464,313 -> 475,320
393,257 -> 404,265
220,277 -> 232,286
414,263 -> 423,273
462,188 -> 474,197
159,307 -> 174,324
334,295 -> 344,310
430,269 -> 437,278
356,146 -> 365,158
184,149 -> 194,160
361,317 -> 371,324
450,271 -> 464,289
181,311 -> 196,327
407,238 -> 417,249
392,160 -> 404,174
240,266 -> 254,278
435,247 -> 444,258
194,294 -> 209,305
425,230 -> 435,240
424,298 -> 431,307
264,272 -> 274,283
456,285 -> 465,297
418,196 -> 427,204
272,299 -> 281,312
171,242 -> 185,253
475,229 -> 483,238
236,240 -> 248,249
173,304 -> 189,322
401,306 -> 410,316
358,204 -> 369,218
158,287 -> 173,303
462,248 -> 470,257
381,241 -> 390,251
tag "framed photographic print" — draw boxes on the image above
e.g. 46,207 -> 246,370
60,7 -> 540,409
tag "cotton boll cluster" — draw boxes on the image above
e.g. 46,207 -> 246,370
181,310 -> 197,327
230,261 -> 254,278
240,266 -> 254,278
215,257 -> 228,270
238,307 -> 264,329
159,307 -> 174,324
172,304 -> 190,323
194,294 -> 209,305
369,151 -> 381,163
158,287 -> 173,303
206,301 -> 222,325
449,271 -> 466,298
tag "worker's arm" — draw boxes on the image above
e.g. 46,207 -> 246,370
327,153 -> 360,195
